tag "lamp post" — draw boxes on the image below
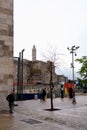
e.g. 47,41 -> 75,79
21,49 -> 25,94
14,49 -> 25,100
67,45 -> 79,103
14,55 -> 21,100
20,49 -> 25,100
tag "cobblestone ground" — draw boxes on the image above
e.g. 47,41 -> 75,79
0,95 -> 87,130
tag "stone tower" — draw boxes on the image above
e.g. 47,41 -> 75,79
0,0 -> 13,111
32,45 -> 36,61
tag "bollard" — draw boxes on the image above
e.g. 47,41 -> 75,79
34,95 -> 38,100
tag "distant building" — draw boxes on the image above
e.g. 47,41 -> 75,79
57,75 -> 68,84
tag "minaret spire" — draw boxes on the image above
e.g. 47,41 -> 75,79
32,45 -> 36,61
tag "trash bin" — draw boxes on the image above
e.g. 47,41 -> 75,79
53,94 -> 55,98
34,94 -> 38,100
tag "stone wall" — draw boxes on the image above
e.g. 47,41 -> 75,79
13,59 -> 29,86
0,0 -> 13,111
13,60 -> 58,88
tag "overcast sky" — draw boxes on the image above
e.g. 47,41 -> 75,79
14,0 -> 87,79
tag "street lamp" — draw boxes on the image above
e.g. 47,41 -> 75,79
21,49 -> 25,93
20,49 -> 25,100
14,56 -> 21,99
67,45 -> 79,103
16,49 -> 25,100
14,49 -> 25,100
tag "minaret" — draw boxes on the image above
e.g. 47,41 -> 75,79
32,45 -> 36,61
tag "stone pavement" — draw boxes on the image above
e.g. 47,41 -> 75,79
0,95 -> 87,130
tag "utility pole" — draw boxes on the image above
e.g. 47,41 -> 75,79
67,45 -> 79,103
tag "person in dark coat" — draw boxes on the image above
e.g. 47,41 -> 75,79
60,84 -> 64,98
68,87 -> 73,98
72,90 -> 76,104
42,88 -> 46,101
6,93 -> 15,113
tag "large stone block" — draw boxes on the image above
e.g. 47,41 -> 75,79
0,0 -> 13,111
0,0 -> 13,9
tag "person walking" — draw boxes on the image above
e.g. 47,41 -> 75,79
60,84 -> 64,98
6,92 -> 15,113
42,88 -> 46,101
72,90 -> 76,104
68,87 -> 73,98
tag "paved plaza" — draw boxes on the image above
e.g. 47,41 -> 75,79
0,95 -> 87,130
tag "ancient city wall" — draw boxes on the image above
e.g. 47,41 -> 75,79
0,0 -> 13,111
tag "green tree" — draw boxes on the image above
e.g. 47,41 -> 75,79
76,56 -> 87,84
